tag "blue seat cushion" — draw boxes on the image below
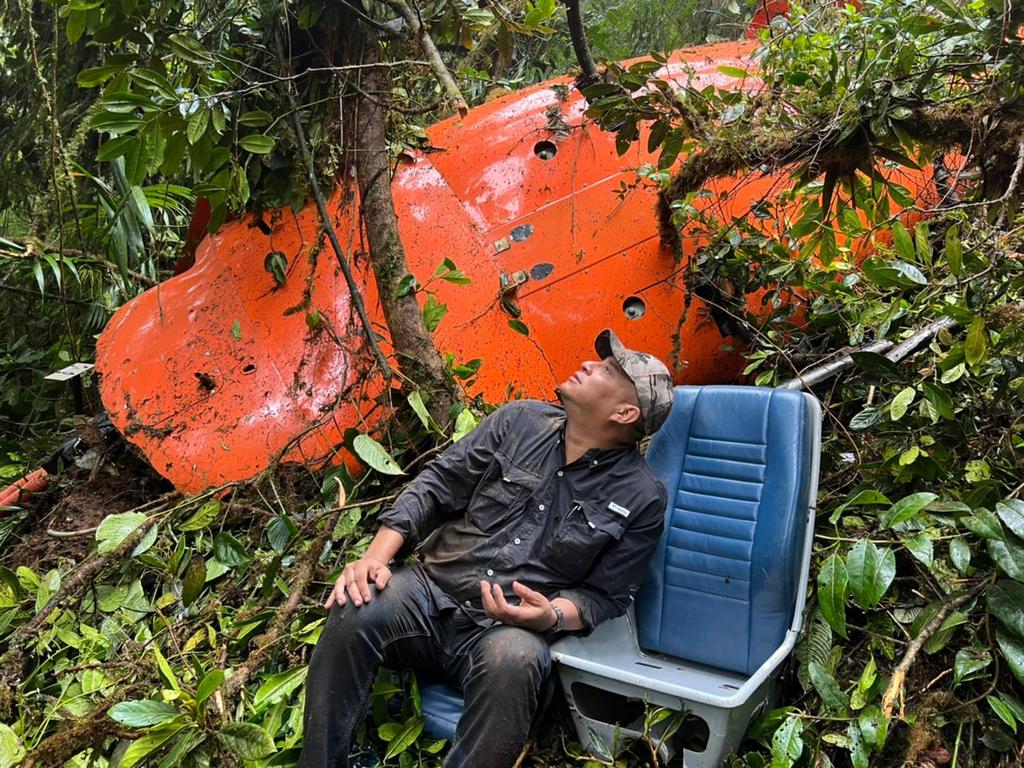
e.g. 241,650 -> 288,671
635,386 -> 814,676
420,683 -> 464,741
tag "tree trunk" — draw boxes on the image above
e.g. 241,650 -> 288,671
343,20 -> 458,426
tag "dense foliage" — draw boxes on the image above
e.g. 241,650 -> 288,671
1,0 -> 1023,766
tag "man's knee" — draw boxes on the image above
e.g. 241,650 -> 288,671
478,628 -> 551,684
314,568 -> 432,649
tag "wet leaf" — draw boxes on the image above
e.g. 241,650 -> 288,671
178,499 -> 221,531
996,500 -> 1024,539
770,714 -> 804,767
881,492 -> 936,528
353,434 -> 405,476
218,722 -> 276,760
108,700 -> 180,728
847,540 -> 895,609
213,532 -> 252,566
988,581 -> 1024,637
253,666 -> 308,711
95,512 -> 147,554
818,553 -> 848,639
965,316 -> 987,368
808,662 -> 849,712
239,134 -> 276,154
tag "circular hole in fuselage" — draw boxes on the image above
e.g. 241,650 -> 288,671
623,296 -> 646,320
533,140 -> 557,160
242,364 -> 257,374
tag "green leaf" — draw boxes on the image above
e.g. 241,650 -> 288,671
988,581 -> 1024,638
77,65 -> 123,87
120,722 -> 187,768
996,629 -> 1024,686
264,251 -> 288,286
217,722 -> 276,760
770,714 -> 804,768
0,723 -> 25,767
891,221 -> 915,261
230,320 -> 242,341
949,537 -> 972,575
850,351 -> 902,381
965,316 -> 987,368
195,668 -> 224,707
902,532 -> 934,567
187,109 -> 209,145
921,382 -> 954,420
253,666 -> 308,711
238,110 -> 273,127
988,696 -> 1018,733
716,64 -> 749,78
945,226 -> 962,276
989,537 -> 1024,582
914,222 -> 932,264
213,532 -> 252,567
817,553 -> 848,639
181,559 -> 206,606
889,386 -> 916,421
408,391 -> 436,433
109,700 -> 180,728
383,715 -> 424,761
423,295 -> 447,331
452,409 -> 478,442
881,492 -> 936,528
168,33 -> 214,65
508,319 -> 530,336
97,135 -> 137,162
178,499 -> 221,531
95,512 -> 148,554
266,515 -> 297,553
964,508 -> 1003,540
808,662 -> 849,712
847,540 -> 895,609
352,434 -> 405,476
954,646 -> 991,685
66,10 -> 86,43
239,134 -> 276,154
996,500 -> 1024,539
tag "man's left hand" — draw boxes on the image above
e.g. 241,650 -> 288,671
480,580 -> 556,632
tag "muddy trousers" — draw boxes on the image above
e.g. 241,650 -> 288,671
298,568 -> 552,768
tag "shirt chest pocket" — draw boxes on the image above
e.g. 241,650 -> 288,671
543,501 -> 626,583
468,456 -> 541,534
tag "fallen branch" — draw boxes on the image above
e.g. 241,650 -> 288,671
564,0 -> 599,90
881,581 -> 987,717
221,504 -> 345,701
383,0 -> 468,116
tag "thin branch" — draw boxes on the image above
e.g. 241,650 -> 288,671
274,34 -> 393,380
382,0 -> 468,116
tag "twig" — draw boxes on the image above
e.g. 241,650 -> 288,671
880,582 -> 987,717
382,0 -> 468,116
46,526 -> 99,538
274,33 -> 393,380
511,738 -> 535,768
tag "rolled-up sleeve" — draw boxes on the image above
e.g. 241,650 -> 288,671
555,491 -> 666,633
377,406 -> 513,552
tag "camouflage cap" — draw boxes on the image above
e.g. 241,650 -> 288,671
595,329 -> 674,437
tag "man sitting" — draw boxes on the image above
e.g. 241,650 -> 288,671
299,329 -> 674,768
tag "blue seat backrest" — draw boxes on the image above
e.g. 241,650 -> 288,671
635,386 -> 815,676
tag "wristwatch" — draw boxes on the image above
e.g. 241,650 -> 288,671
547,602 -> 565,636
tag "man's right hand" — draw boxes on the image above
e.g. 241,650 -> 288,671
326,557 -> 392,609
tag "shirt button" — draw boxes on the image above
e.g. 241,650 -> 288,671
592,459 -> 599,466
538,504 -> 546,511
486,569 -> 494,576
465,600 -> 471,606
557,470 -> 564,477
514,537 -> 521,545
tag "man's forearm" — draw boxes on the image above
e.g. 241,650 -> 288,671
365,525 -> 406,564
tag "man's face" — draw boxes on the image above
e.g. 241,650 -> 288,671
557,357 -> 640,423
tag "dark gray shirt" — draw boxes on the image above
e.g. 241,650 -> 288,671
377,400 -> 666,633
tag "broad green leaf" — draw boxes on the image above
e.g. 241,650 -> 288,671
181,559 -> 206,606
945,225 -> 962,275
881,492 -> 936,528
95,512 -> 147,554
954,646 -> 991,685
109,699 -> 180,728
989,537 -> 1024,582
77,65 -> 123,87
217,722 -> 276,760
238,110 -> 273,127
858,705 -> 890,752
187,109 -> 209,145
770,714 -> 804,768
66,9 -> 86,43
847,540 -> 895,609
817,553 -> 848,639
914,222 -> 932,264
452,409 -> 478,442
808,662 -> 849,712
849,406 -> 880,431
902,532 -> 933,567
965,316 -> 987,368
352,434 -> 405,476
891,221 -> 915,261
847,723 -> 869,768
179,499 -> 221,531
508,318 -> 529,336
253,666 -> 308,711
153,645 -> 180,692
195,669 -> 225,706
98,136 -> 138,163
383,716 -> 425,761
120,721 -> 187,768
0,723 -> 26,766
213,532 -> 252,566
924,612 -> 968,654
850,351 -> 902,381
921,382 -> 954,420
889,386 -> 916,421
964,508 -> 1003,539
267,515 -> 297,552
949,536 -> 971,574
168,33 -> 214,65
408,391 -> 436,433
988,581 -> 1024,637
988,696 -> 1017,732
996,500 -> 1024,539
717,64 -> 749,78
829,489 -> 891,524
995,630 -> 1024,686
239,134 -> 276,154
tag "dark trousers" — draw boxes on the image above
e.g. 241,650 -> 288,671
299,567 -> 552,768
